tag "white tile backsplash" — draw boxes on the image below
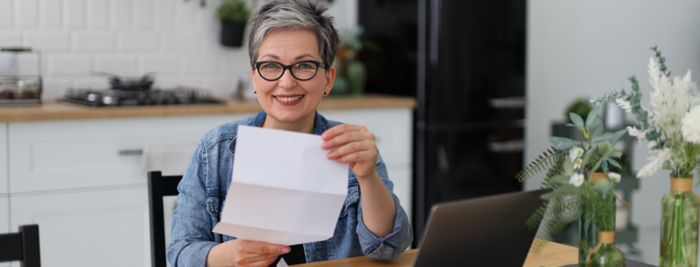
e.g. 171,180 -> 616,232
133,0 -> 153,29
0,0 -> 13,28
74,31 -> 115,51
141,55 -> 181,74
111,0 -> 131,28
87,0 -> 109,28
162,32 -> 200,51
65,0 -> 86,28
95,55 -> 137,75
16,0 -> 39,27
118,31 -> 158,51
0,31 -> 23,46
49,54 -> 92,75
25,31 -> 71,51
1,0 -> 356,100
40,0 -> 63,28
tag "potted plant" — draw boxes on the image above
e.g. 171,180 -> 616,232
216,0 -> 251,47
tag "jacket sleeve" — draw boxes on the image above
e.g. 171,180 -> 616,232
355,154 -> 413,259
166,141 -> 218,267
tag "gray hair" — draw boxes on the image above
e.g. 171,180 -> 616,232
248,0 -> 339,70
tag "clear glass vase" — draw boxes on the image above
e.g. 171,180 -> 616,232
587,231 -> 626,267
579,173 -> 616,267
660,177 -> 700,267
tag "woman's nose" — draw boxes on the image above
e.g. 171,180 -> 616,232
278,69 -> 297,89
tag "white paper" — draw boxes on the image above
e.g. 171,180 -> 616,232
213,125 -> 349,245
276,258 -> 289,267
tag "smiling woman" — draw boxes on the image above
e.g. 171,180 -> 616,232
166,1 -> 413,267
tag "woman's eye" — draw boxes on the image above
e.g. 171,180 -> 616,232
297,63 -> 314,69
262,63 -> 279,69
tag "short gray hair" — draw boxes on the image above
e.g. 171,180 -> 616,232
248,0 -> 339,70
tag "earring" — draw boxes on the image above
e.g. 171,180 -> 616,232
254,91 -> 257,94
323,92 -> 327,96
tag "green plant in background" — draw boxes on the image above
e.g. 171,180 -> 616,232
597,46 -> 700,267
216,0 -> 251,23
517,105 -> 628,256
565,98 -> 594,122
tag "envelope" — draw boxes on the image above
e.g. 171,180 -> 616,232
213,125 -> 349,245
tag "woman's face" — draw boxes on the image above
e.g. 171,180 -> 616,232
252,29 -> 335,130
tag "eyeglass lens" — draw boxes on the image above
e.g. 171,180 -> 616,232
258,62 -> 319,81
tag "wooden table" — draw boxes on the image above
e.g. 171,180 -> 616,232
296,240 -> 578,267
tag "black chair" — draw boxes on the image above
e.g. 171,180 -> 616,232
0,224 -> 41,267
148,171 -> 183,267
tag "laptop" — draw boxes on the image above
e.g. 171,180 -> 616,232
413,189 -> 549,267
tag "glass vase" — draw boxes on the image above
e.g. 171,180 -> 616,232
579,173 -> 616,267
587,231 -> 626,267
660,177 -> 700,267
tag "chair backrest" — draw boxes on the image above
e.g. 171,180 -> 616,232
0,224 -> 41,267
148,171 -> 183,267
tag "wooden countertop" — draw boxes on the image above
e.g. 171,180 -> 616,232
0,95 -> 416,122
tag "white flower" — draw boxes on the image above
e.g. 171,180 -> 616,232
569,173 -> 584,187
682,105 -> 700,144
569,147 -> 584,162
608,172 -> 621,183
627,126 -> 649,141
648,57 -> 693,135
615,98 -> 632,114
647,140 -> 658,149
573,158 -> 582,169
638,147 -> 673,178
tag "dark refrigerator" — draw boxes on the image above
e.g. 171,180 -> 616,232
358,0 -> 526,246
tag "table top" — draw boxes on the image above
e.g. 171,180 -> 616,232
295,240 -> 578,267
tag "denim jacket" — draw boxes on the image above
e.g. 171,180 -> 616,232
167,110 -> 413,267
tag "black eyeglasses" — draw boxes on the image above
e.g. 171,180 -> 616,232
254,61 -> 326,81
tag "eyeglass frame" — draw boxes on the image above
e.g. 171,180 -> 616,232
254,60 -> 327,81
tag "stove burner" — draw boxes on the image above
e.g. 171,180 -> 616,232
61,87 -> 224,107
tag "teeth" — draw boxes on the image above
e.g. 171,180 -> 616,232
277,95 -> 303,102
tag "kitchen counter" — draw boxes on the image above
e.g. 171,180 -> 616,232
0,94 -> 416,122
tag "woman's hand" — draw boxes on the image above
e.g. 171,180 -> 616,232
321,124 -> 378,180
207,239 -> 289,267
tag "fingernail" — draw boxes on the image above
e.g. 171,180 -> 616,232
321,142 -> 328,149
327,152 -> 334,159
282,247 -> 290,253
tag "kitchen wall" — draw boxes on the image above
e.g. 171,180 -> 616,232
0,0 -> 357,101
525,0 -> 700,229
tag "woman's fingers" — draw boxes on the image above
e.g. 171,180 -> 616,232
233,240 -> 290,267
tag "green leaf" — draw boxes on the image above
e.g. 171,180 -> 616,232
609,151 -> 622,158
549,174 -> 570,187
597,141 -> 613,155
607,158 -> 622,169
590,118 -> 604,140
570,112 -> 585,128
565,123 -> 577,128
563,158 -> 573,175
586,106 -> 600,128
609,128 -> 628,145
593,133 -> 615,143
549,137 -> 579,151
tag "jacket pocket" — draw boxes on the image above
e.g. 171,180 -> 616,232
206,195 -> 221,217
340,184 -> 360,218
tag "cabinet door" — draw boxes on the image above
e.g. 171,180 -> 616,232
8,114 -> 246,193
386,163 -> 412,224
321,108 -> 413,166
0,122 -> 7,195
0,196 -> 8,233
11,187 -> 150,267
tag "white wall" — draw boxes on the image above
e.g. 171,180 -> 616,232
526,0 -> 700,228
0,0 -> 357,101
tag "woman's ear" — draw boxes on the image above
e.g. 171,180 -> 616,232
324,65 -> 336,94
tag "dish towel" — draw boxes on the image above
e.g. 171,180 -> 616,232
139,144 -> 196,176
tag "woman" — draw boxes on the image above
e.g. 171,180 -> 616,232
167,1 -> 412,266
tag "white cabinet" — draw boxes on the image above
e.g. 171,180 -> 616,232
321,108 -> 413,222
10,187 -> 148,267
8,114 -> 249,193
0,122 -> 7,195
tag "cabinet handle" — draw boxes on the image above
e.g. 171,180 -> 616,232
488,140 -> 524,153
118,149 -> 143,156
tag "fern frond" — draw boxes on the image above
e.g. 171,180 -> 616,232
517,147 -> 563,182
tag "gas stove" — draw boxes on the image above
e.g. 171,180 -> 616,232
61,87 -> 224,107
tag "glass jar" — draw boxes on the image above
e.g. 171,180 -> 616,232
660,177 -> 700,267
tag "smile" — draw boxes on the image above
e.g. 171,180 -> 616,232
274,95 -> 304,102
